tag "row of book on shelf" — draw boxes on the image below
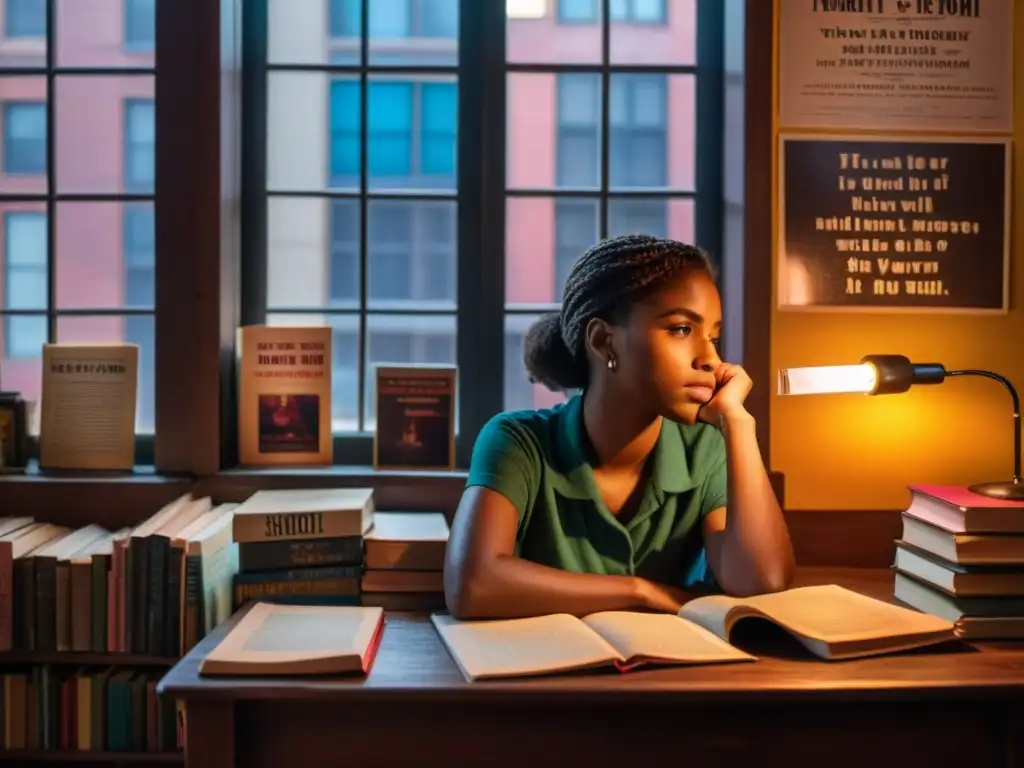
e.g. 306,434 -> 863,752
891,483 -> 1024,639
0,484 -> 451,751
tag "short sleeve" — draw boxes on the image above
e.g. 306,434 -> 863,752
466,413 -> 541,518
699,430 -> 728,517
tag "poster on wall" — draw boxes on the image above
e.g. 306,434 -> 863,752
777,134 -> 1010,313
778,1 -> 1013,132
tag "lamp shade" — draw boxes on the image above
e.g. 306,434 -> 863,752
778,364 -> 877,396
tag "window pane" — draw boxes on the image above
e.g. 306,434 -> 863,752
505,196 -> 597,305
3,102 -> 46,175
328,77 -> 360,188
367,199 -> 456,308
508,0 -> 601,63
267,313 -> 363,434
611,0 -> 693,64
3,210 -> 47,312
507,73 -> 601,191
609,73 -> 692,191
609,196 -> 694,242
55,76 -> 155,194
5,0 -> 45,38
56,315 -> 155,434
56,0 -> 154,68
55,202 -> 154,310
420,82 -> 457,178
266,197 -> 341,310
503,314 -> 572,412
368,0 -> 459,65
363,314 -> 456,431
328,199 -> 359,307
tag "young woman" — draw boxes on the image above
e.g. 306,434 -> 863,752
444,235 -> 794,620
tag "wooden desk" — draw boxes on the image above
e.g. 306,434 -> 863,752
158,568 -> 1024,767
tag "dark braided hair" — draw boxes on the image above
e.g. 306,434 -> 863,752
523,234 -> 715,392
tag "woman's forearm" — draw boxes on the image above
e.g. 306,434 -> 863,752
718,413 -> 795,595
445,556 -> 689,620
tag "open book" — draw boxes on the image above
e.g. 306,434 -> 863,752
432,584 -> 957,682
199,603 -> 385,676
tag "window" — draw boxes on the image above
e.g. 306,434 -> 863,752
251,1 -> 718,462
124,0 -> 156,49
123,205 -> 155,432
3,103 -> 46,175
4,0 -> 44,38
3,212 -> 47,358
125,99 -> 155,193
329,0 -> 459,39
557,0 -> 668,23
329,80 -> 457,189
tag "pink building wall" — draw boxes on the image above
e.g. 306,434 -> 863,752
0,0 -> 152,410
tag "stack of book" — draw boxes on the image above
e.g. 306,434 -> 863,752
361,512 -> 449,611
231,487 -> 374,609
892,484 -> 1024,639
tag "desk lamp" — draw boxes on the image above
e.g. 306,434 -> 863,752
778,354 -> 1023,501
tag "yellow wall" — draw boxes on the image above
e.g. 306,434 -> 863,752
770,7 -> 1024,510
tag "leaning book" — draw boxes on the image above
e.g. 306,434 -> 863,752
39,342 -> 138,470
199,603 -> 385,676
237,325 -> 333,466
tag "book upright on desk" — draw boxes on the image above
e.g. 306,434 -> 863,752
892,484 -> 1024,639
231,488 -> 373,609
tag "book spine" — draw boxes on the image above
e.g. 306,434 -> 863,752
232,506 -> 368,543
90,553 -> 110,653
238,536 -> 364,572
233,576 -> 360,607
0,544 -> 12,652
34,558 -> 57,653
233,565 -> 361,585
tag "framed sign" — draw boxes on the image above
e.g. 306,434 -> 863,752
779,0 -> 1013,132
777,134 -> 1010,313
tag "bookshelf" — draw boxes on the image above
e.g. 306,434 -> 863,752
0,750 -> 181,764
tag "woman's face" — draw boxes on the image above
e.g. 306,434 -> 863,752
610,270 -> 723,424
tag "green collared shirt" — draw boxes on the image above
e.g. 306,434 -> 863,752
466,395 -> 727,591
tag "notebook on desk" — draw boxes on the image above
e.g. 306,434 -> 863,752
432,584 -> 958,682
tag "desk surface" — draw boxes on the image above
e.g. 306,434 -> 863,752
158,567 -> 1024,704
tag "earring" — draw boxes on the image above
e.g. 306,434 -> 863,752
607,355 -> 618,372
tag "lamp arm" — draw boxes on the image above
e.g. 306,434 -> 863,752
945,369 -> 1022,485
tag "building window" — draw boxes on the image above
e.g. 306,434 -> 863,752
329,79 -> 457,188
4,0 -> 45,39
124,99 -> 155,193
555,75 -> 600,188
123,204 -> 155,432
610,74 -> 668,188
2,102 -> 46,175
124,0 -> 156,49
329,0 -> 459,39
3,212 -> 47,358
557,0 -> 667,23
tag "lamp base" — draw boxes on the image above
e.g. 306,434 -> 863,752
968,481 -> 1024,502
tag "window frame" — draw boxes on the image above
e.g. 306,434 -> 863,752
2,101 -> 46,176
239,0 -> 724,469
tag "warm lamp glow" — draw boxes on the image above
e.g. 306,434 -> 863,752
507,0 -> 546,18
778,364 -> 878,396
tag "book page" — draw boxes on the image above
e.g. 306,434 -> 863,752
681,584 -> 954,644
39,343 -> 138,470
581,612 -> 755,664
431,613 -> 621,682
